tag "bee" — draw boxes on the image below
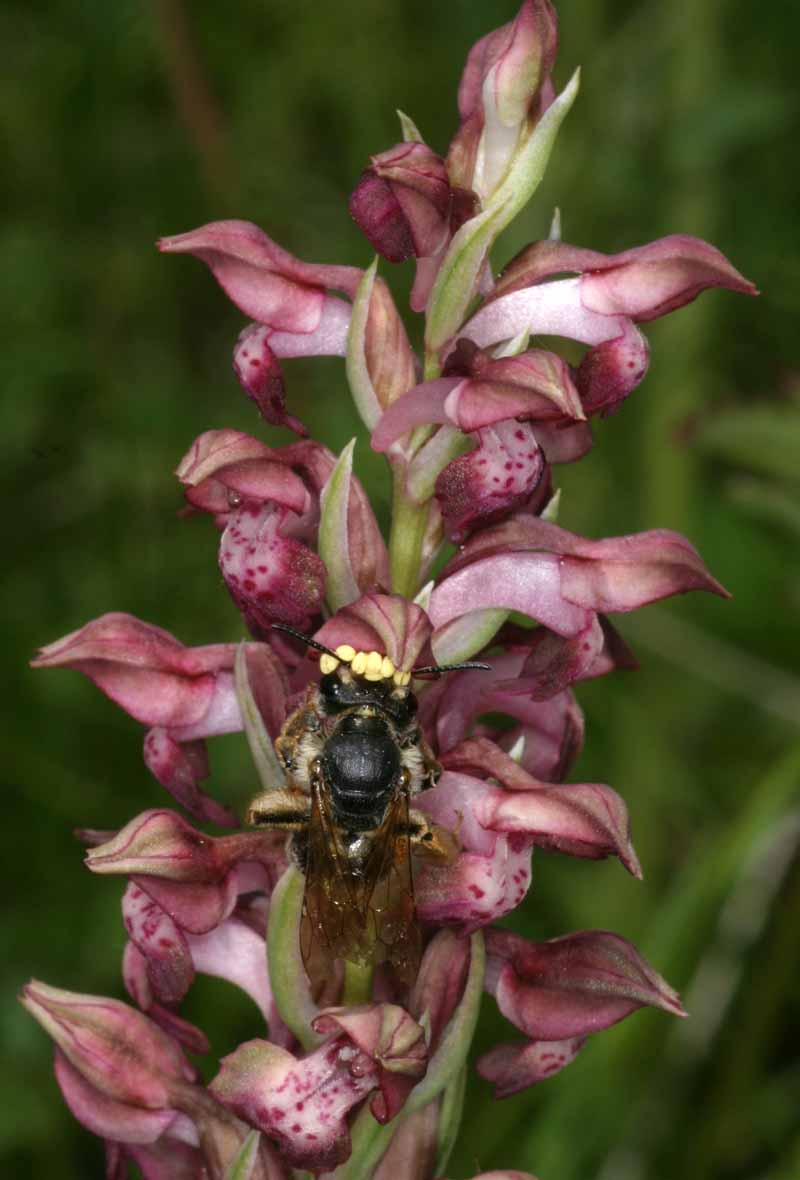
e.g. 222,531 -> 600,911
246,624 -> 488,986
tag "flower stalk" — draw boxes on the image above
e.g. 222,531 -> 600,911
23,3 -> 756,1178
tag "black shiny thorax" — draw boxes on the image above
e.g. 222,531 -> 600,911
316,669 -> 416,831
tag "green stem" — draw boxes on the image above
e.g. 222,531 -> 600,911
342,959 -> 374,1007
423,349 -> 441,382
335,931 -> 485,1180
389,469 -> 430,599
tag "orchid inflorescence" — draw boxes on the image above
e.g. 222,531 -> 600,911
22,4 -> 756,1178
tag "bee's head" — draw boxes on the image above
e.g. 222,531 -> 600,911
316,646 -> 416,725
271,624 -> 489,724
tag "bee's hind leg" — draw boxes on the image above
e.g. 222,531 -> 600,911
246,788 -> 311,830
404,808 -> 460,865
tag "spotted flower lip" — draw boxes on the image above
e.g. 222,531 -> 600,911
210,1003 -> 427,1171
434,419 -> 546,542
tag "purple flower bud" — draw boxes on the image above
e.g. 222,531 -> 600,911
455,2 -> 559,198
350,142 -> 451,263
458,2 -> 558,127
485,928 -> 686,1040
20,982 -> 192,1109
177,429 -> 311,520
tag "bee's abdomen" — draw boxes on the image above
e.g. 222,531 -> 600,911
324,714 -> 400,824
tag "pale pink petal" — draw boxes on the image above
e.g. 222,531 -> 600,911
429,554 -> 591,637
158,220 -> 362,325
186,919 -> 290,1043
53,1050 -> 177,1145
370,378 -> 460,452
463,277 -> 628,350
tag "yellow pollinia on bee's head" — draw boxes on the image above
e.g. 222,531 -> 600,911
319,645 -> 412,686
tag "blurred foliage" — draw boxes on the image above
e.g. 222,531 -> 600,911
3,1 -> 799,1178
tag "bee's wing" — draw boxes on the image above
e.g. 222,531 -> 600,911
358,787 -> 421,986
299,775 -> 359,984
300,778 -> 421,987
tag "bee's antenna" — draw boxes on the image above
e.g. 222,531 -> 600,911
412,660 -> 492,677
271,622 -> 340,660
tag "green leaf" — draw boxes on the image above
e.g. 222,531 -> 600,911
319,437 -> 361,610
223,1130 -> 261,1180
425,202 -> 509,352
266,867 -> 321,1051
234,644 -> 286,794
435,1062 -> 467,1176
431,608 -> 510,665
345,258 -> 381,431
397,109 -> 424,143
727,475 -> 800,537
485,68 -> 581,233
695,407 -> 800,486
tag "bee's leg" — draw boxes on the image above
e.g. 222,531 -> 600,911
246,788 -> 311,830
404,807 -> 460,865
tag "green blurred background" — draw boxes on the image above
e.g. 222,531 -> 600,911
4,1 -> 799,1176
